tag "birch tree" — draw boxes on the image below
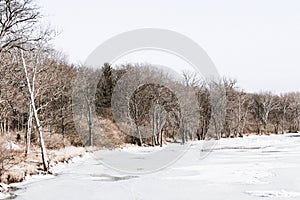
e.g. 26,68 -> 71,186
208,81 -> 226,140
20,49 -> 48,171
288,92 -> 300,132
259,92 -> 278,133
279,93 -> 290,133
234,92 -> 251,137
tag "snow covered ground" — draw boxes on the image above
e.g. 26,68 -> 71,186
12,133 -> 300,200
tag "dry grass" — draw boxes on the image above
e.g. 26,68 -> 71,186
44,132 -> 71,149
0,118 -> 129,184
0,139 -> 14,183
48,146 -> 86,164
0,138 -> 87,184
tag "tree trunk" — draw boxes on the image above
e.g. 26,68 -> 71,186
152,106 -> 158,146
87,103 -> 93,147
160,129 -> 163,147
132,95 -> 143,146
60,94 -> 65,147
282,109 -> 286,134
21,50 -> 48,171
32,101 -> 48,171
25,103 -> 33,156
135,124 -> 143,146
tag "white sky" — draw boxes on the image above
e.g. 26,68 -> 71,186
37,0 -> 300,94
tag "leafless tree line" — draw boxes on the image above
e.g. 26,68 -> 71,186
1,0 -> 300,174
0,0 -> 76,172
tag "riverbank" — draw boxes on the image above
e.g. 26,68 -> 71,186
0,146 -> 89,199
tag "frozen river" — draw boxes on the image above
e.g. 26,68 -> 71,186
14,133 -> 300,200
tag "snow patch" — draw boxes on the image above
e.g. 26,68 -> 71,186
51,153 -> 92,174
245,190 -> 300,198
2,141 -> 20,150
0,183 -> 9,192
0,192 -> 10,200
0,183 -> 10,200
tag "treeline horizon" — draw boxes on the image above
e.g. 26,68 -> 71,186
2,0 -> 300,179
1,0 -> 300,153
1,59 -> 300,145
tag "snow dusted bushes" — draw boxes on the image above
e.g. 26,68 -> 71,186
0,140 -> 13,182
48,146 -> 86,165
0,137 -> 86,184
0,138 -> 26,184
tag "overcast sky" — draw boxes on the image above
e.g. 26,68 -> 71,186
37,0 -> 300,94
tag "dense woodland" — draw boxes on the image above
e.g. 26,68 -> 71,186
1,0 -> 300,179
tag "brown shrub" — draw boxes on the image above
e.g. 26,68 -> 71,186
5,169 -> 25,184
44,133 -> 71,149
0,139 -> 14,182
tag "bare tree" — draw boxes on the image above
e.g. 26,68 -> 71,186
72,66 -> 99,146
0,0 -> 41,52
182,71 -> 201,88
0,140 -> 13,179
196,82 -> 211,140
259,92 -> 279,134
279,93 -> 290,134
223,78 -> 237,137
288,92 -> 300,133
234,91 -> 251,137
150,101 -> 167,146
21,49 -> 48,171
208,81 -> 226,140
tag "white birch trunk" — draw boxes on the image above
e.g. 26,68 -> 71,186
21,50 -> 48,171
25,103 -> 33,156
